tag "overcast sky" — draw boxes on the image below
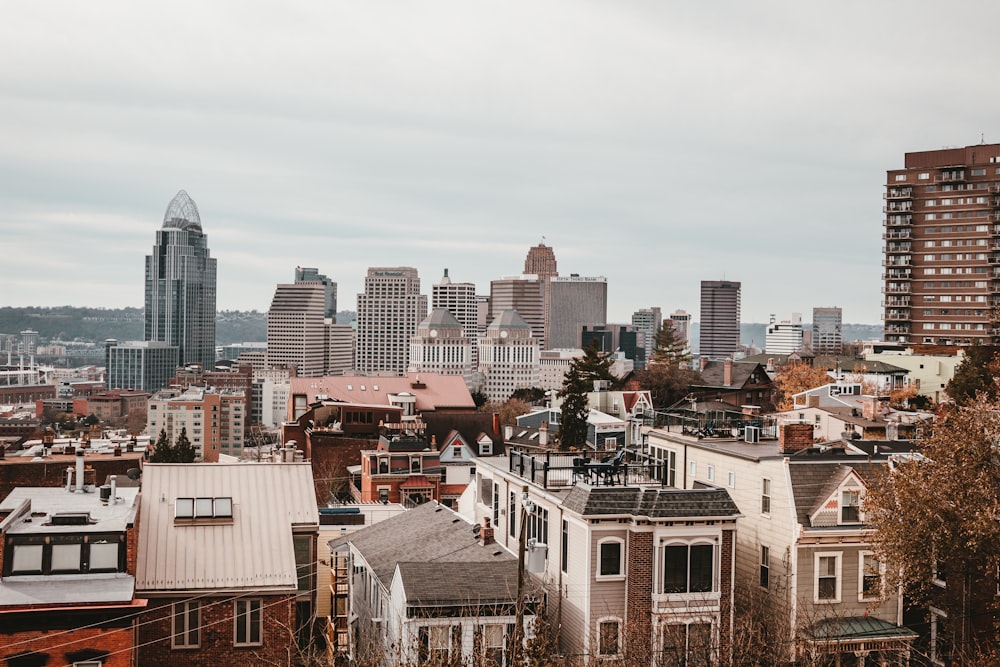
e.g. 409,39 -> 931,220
3,2 -> 999,325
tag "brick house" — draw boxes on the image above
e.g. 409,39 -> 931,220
469,450 -> 740,664
0,476 -> 145,667
135,463 -> 319,666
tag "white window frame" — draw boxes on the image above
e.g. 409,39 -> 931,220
840,489 -> 861,524
858,551 -> 883,602
706,465 -> 715,482
234,598 -> 263,646
727,471 -> 735,489
596,616 -> 622,657
596,536 -> 625,580
814,552 -> 842,603
172,601 -> 201,649
761,478 -> 771,515
689,460 -> 696,477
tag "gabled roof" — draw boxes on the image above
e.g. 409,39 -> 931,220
330,501 -> 513,589
423,411 -> 500,453
136,463 -> 318,593
420,308 -> 463,329
808,465 -> 864,519
561,486 -> 740,519
788,461 -> 880,527
488,309 -> 531,329
694,361 -> 771,389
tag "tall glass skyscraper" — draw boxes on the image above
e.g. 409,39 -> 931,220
144,190 -> 217,369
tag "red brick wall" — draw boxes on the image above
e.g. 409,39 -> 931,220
719,528 -> 735,665
139,595 -> 295,667
626,530 -> 653,653
0,613 -> 137,667
779,423 -> 813,453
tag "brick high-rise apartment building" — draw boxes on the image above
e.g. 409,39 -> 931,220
884,143 -> 1000,345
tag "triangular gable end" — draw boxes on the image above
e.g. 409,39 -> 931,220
808,468 -> 867,527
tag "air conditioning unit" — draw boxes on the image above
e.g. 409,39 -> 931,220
744,426 -> 760,444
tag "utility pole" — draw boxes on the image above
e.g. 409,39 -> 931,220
512,484 -> 529,666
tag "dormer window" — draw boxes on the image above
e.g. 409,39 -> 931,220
841,490 -> 861,523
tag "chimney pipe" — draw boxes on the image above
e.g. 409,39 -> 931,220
110,475 -> 117,504
479,516 -> 495,546
66,466 -> 74,491
723,359 -> 733,387
75,451 -> 84,492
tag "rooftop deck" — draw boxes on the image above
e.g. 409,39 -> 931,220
507,448 -> 669,490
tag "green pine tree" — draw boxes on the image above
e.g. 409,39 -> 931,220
173,427 -> 197,463
149,428 -> 175,463
650,323 -> 691,367
559,362 -> 592,451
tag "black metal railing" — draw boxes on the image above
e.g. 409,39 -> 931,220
507,449 -> 672,489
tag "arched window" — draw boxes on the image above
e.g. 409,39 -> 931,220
597,537 -> 625,578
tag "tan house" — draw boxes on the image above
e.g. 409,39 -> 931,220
646,423 -> 919,665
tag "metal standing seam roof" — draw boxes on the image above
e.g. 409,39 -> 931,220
135,463 -> 318,593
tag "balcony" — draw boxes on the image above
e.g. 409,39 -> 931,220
885,325 -> 911,334
883,203 -> 913,213
886,243 -> 912,253
884,187 -> 914,199
885,297 -> 911,307
884,214 -> 913,226
883,284 -> 912,294
936,170 -> 966,182
882,230 -> 912,240
885,310 -> 909,321
885,271 -> 912,280
882,257 -> 911,267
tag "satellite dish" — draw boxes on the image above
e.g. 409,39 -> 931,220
126,468 -> 142,481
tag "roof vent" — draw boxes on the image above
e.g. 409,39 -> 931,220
50,512 -> 91,526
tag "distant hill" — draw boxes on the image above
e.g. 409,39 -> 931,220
690,323 -> 884,354
0,307 -> 358,347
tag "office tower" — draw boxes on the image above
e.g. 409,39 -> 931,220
409,309 -> 474,387
267,280 -> 330,376
581,323 -> 643,368
106,340 -> 179,392
883,143 -> 1000,345
355,267 -> 428,374
144,190 -> 217,369
19,329 -> 39,357
477,310 -> 540,402
765,313 -> 804,354
294,266 -> 337,319
524,242 -> 558,278
432,269 -> 479,364
147,387 -> 245,461
699,281 -> 741,359
547,275 -> 608,349
631,307 -> 662,369
490,275 -> 546,346
813,306 -> 843,355
669,310 -> 692,349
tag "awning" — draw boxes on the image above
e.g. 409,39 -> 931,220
804,616 -> 918,653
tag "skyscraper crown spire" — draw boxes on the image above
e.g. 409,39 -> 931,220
163,190 -> 202,231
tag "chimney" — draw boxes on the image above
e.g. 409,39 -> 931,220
505,425 -> 513,440
700,357 -> 709,371
539,421 -> 548,447
779,422 -> 814,454
723,359 -> 733,387
110,475 -> 117,504
113,444 -> 122,457
492,413 -> 500,438
479,516 -> 495,546
75,451 -> 85,492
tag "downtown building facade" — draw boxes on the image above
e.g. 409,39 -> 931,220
355,267 -> 427,375
408,308 -> 475,388
144,190 -> 216,369
547,275 -> 608,349
883,143 -> 1000,345
267,270 -> 354,377
699,280 -> 741,359
631,307 -> 662,369
431,269 -> 482,365
765,313 -> 804,355
477,310 -> 540,402
812,306 -> 843,355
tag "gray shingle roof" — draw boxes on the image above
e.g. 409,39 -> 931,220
788,461 -> 882,526
397,561 -> 519,606
329,502 -> 514,589
561,485 -> 740,519
488,309 -> 531,329
421,308 -> 463,329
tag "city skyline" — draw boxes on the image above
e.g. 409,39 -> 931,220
4,3 -> 1000,323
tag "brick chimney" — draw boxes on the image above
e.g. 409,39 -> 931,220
723,359 -> 733,387
480,516 -> 495,546
779,422 -> 814,454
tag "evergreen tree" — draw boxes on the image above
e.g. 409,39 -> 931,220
576,339 -> 617,386
558,363 -> 590,451
173,427 -> 197,463
149,428 -> 175,463
945,345 -> 1000,406
649,323 -> 691,367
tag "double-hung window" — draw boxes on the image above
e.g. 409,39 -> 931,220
761,479 -> 771,515
172,601 -> 200,648
598,537 -> 624,578
234,598 -> 263,646
815,553 -> 841,603
662,543 -> 714,593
